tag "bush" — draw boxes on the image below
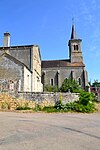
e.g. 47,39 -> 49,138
44,85 -> 58,92
73,91 -> 95,113
79,91 -> 95,105
55,101 -> 75,112
65,102 -> 76,111
60,79 -> 80,93
55,100 -> 63,109
74,103 -> 95,113
42,106 -> 59,113
50,90 -> 95,113
16,106 -> 31,110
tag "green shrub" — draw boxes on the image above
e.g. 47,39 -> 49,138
79,91 -> 95,105
55,101 -> 75,112
54,91 -> 95,113
35,104 -> 42,111
43,106 -> 59,113
44,85 -> 58,92
16,106 -> 31,110
73,91 -> 95,113
74,103 -> 95,113
65,102 -> 76,111
60,79 -> 80,93
55,100 -> 63,109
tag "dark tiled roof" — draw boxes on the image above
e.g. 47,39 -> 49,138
42,59 -> 85,68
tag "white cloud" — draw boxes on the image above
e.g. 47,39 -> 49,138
80,0 -> 95,25
79,0 -> 100,56
91,0 -> 97,10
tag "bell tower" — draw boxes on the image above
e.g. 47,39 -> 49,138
68,21 -> 83,63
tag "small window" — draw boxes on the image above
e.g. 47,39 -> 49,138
76,45 -> 78,50
78,78 -> 81,85
50,79 -> 54,86
74,45 -> 78,50
74,45 -> 76,50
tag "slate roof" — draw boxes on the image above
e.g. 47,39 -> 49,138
71,23 -> 78,39
70,21 -> 82,42
0,44 -> 41,60
42,59 -> 85,68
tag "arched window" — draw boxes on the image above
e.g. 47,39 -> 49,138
50,78 -> 54,86
78,77 -> 81,85
74,45 -> 76,50
74,45 -> 78,50
76,45 -> 78,50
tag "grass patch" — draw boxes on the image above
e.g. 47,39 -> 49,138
42,106 -> 60,113
16,106 -> 32,110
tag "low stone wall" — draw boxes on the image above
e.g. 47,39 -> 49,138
0,94 -> 33,110
17,92 -> 79,104
0,92 -> 79,110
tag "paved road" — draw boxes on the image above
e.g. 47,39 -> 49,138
0,112 -> 100,150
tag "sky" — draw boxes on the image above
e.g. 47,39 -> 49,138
0,0 -> 100,83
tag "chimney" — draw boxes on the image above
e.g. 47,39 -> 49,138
3,32 -> 10,47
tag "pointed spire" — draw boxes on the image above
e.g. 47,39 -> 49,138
70,18 -> 78,39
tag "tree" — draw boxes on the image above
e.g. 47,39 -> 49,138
60,78 -> 80,93
92,80 -> 100,87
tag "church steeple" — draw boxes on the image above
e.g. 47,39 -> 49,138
70,20 -> 78,40
68,21 -> 83,63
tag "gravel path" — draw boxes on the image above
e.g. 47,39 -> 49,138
0,112 -> 100,150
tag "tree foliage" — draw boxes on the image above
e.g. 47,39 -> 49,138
92,80 -> 100,87
60,78 -> 80,93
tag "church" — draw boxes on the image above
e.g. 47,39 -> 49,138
0,23 -> 88,93
41,23 -> 88,90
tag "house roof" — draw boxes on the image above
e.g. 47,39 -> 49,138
42,59 -> 85,68
0,44 -> 34,49
0,44 -> 41,60
0,53 -> 32,73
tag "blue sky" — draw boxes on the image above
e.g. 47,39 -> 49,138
0,0 -> 100,83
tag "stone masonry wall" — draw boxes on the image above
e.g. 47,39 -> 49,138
42,66 -> 85,88
0,92 -> 79,111
17,92 -> 79,104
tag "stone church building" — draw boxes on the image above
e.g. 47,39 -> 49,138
0,33 -> 43,92
0,23 -> 88,93
41,23 -> 88,89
